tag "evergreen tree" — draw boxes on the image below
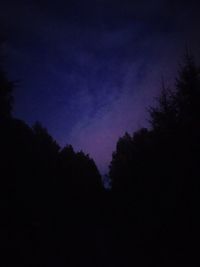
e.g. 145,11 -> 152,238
0,54 -> 14,120
109,53 -> 200,266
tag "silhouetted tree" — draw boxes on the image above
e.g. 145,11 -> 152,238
0,52 -> 14,120
109,53 -> 200,266
175,53 -> 200,126
0,59 -> 105,266
149,84 -> 177,134
33,121 -> 60,157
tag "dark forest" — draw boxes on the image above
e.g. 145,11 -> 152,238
1,38 -> 200,267
0,6 -> 200,262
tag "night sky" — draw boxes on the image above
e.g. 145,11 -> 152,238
0,0 -> 200,173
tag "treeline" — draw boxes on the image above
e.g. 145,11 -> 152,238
109,53 -> 200,266
1,50 -> 200,266
0,57 -> 107,266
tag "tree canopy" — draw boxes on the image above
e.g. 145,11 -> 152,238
1,48 -> 200,266
109,54 -> 200,266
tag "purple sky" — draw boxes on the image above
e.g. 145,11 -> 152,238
0,0 -> 200,173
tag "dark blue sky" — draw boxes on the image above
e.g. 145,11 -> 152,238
0,0 -> 200,173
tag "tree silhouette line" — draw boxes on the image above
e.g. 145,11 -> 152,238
1,47 -> 200,266
109,52 -> 200,266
